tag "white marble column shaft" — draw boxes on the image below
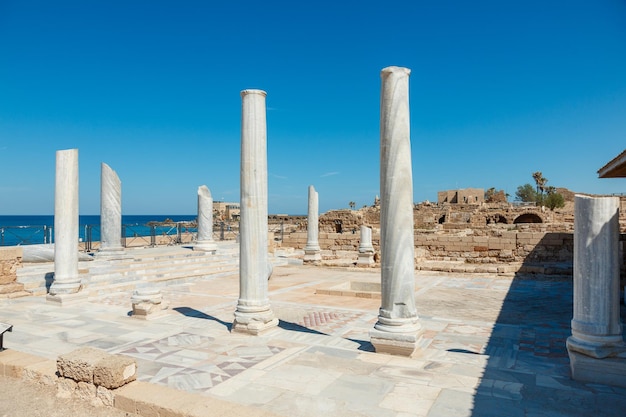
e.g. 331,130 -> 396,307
304,185 -> 321,262
49,149 -> 82,296
567,195 -> 625,359
357,225 -> 375,266
233,89 -> 278,335
99,162 -> 124,256
359,226 -> 374,253
371,66 -> 421,356
194,185 -> 217,253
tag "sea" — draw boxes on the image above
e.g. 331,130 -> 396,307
0,215 -> 197,247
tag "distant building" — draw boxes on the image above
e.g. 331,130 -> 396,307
213,202 -> 240,221
437,188 -> 484,205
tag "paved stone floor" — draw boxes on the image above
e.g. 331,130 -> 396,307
1,260 -> 626,417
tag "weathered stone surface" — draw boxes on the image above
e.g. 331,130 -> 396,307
93,354 -> 137,389
58,347 -> 108,383
56,376 -> 77,399
0,247 -> 25,296
57,347 -> 136,389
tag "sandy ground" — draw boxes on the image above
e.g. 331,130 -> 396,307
0,375 -> 139,417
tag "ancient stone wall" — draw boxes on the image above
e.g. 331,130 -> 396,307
282,227 -> 574,266
0,247 -> 26,297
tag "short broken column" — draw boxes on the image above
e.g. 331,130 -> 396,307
232,89 -> 278,335
193,185 -> 217,253
370,66 -> 422,356
98,163 -> 125,259
48,149 -> 85,305
303,185 -> 321,263
567,195 -> 626,387
357,225 -> 375,267
131,288 -> 168,320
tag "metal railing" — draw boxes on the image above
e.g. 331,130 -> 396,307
0,221 -> 243,250
0,225 -> 52,246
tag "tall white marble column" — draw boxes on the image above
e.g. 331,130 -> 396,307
98,163 -> 125,258
194,185 -> 217,253
232,89 -> 278,335
303,185 -> 321,262
370,66 -> 422,356
48,149 -> 84,304
567,195 -> 626,386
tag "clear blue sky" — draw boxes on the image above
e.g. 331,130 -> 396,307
1,1 -> 625,215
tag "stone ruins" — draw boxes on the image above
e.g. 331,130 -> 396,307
0,67 -> 623,396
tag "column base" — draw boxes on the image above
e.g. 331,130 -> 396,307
370,315 -> 423,356
232,308 -> 278,335
46,292 -> 89,306
357,252 -> 375,267
48,277 -> 82,296
568,349 -> 626,388
303,249 -> 321,263
566,335 -> 626,359
96,248 -> 132,260
131,289 -> 169,320
370,328 -> 423,357
193,241 -> 217,254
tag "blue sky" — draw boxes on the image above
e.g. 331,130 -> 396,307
1,1 -> 625,215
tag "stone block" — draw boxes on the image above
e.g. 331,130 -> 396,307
22,358 -> 58,386
93,354 -> 137,389
76,381 -> 97,402
0,282 -> 25,294
0,349 -> 49,378
370,329 -> 422,357
568,350 -> 626,388
97,385 -> 115,407
0,247 -> 22,261
57,347 -> 136,389
57,377 -> 77,398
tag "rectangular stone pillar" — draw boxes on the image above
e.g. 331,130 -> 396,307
48,149 -> 85,305
232,89 -> 278,335
370,66 -> 422,356
567,195 -> 626,387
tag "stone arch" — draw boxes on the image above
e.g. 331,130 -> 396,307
513,212 -> 543,224
487,213 -> 508,225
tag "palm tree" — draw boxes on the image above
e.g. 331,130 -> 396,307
532,171 -> 547,195
349,201 -> 356,210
